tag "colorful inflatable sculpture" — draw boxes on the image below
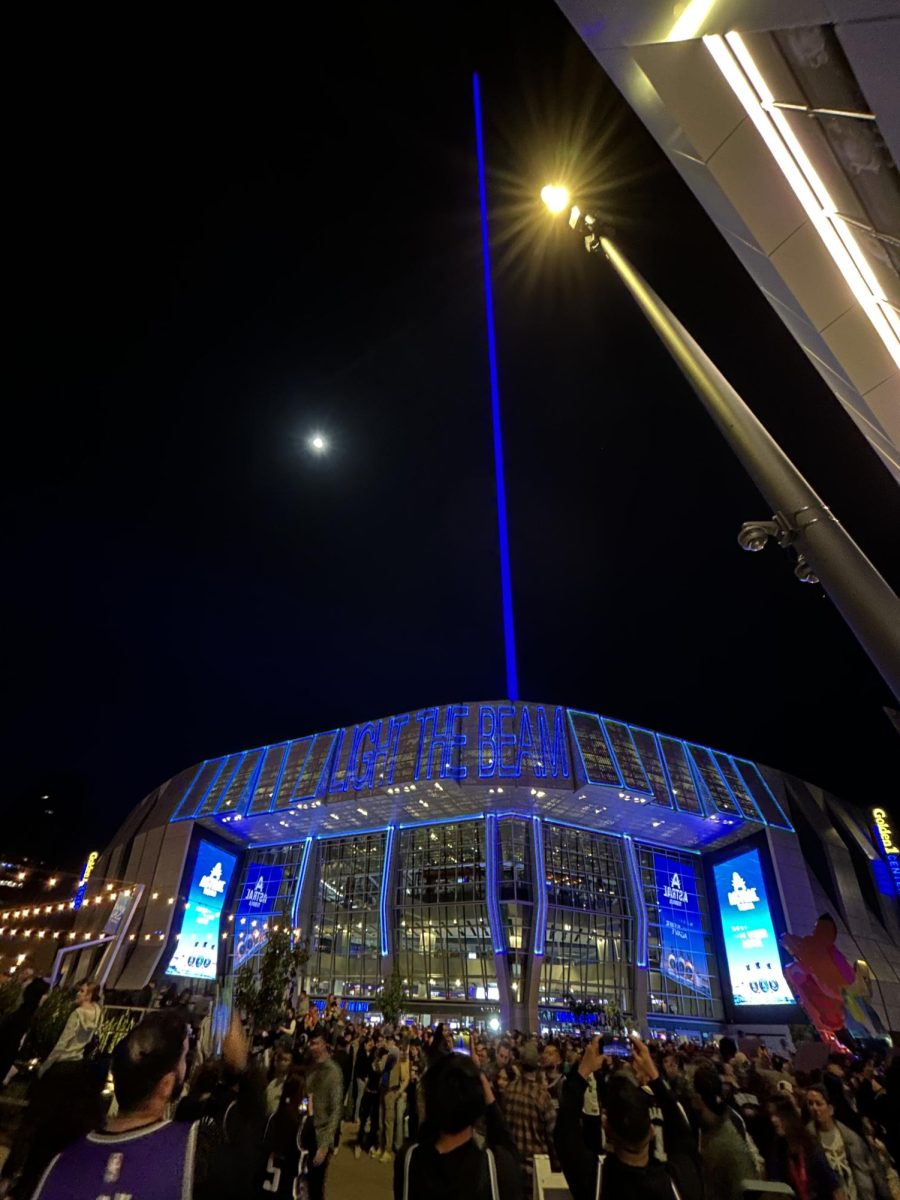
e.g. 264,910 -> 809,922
780,913 -> 885,1047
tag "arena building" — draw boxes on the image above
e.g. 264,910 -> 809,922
53,700 -> 900,1038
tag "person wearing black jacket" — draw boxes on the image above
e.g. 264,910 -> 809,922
554,1034 -> 703,1200
393,1052 -> 522,1200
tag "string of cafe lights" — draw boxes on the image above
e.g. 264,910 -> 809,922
0,878 -> 181,951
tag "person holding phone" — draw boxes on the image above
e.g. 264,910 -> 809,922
554,1034 -> 702,1200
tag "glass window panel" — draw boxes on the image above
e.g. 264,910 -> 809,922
539,823 -> 632,1013
308,833 -> 386,997
247,744 -> 290,815
734,760 -> 792,829
195,754 -> 243,817
171,760 -> 221,820
568,712 -> 621,785
686,745 -> 740,816
394,822 -> 496,1003
216,748 -> 264,814
658,738 -> 703,815
713,753 -> 763,822
603,721 -> 651,793
629,728 -> 674,809
272,738 -> 313,811
292,733 -> 338,803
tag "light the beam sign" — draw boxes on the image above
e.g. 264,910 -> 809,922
323,702 -> 571,798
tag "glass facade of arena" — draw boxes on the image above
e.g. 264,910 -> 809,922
308,832 -> 386,997
231,819 -> 723,1026
539,824 -> 632,1009
394,822 -> 497,1003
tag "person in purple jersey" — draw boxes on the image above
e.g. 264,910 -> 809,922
31,1008 -> 264,1200
31,1009 -> 194,1200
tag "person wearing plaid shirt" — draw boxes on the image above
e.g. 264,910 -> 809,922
501,1041 -> 556,1190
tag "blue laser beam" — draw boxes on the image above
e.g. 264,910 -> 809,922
473,72 -> 519,701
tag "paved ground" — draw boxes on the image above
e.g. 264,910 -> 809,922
329,1123 -> 394,1199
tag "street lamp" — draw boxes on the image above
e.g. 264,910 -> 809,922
542,187 -> 900,701
539,184 -> 570,215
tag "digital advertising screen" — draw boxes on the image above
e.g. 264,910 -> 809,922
712,847 -> 795,1007
653,853 -> 712,996
166,839 -> 237,981
236,864 -> 284,918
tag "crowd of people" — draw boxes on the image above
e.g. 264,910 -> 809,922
0,976 -> 898,1200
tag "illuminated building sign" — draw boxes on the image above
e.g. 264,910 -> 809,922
871,808 -> 900,898
169,700 -> 789,830
166,840 -> 236,981
712,848 -> 794,1007
73,851 -> 100,911
654,853 -> 711,996
323,704 -> 570,794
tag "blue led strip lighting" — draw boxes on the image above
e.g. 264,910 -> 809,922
531,816 -> 548,955
473,73 -> 518,702
622,834 -> 648,968
380,826 -> 396,958
483,813 -> 505,954
290,837 -> 314,937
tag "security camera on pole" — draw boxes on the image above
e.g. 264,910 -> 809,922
542,186 -> 900,701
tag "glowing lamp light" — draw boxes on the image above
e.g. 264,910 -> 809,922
540,184 -> 570,215
307,433 -> 329,454
488,1016 -> 501,1032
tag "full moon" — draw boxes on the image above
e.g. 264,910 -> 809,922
308,433 -> 328,454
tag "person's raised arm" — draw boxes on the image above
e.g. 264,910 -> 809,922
554,1036 -> 603,1200
630,1036 -> 695,1160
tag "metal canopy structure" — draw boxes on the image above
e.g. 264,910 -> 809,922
552,0 -> 900,482
159,700 -> 791,850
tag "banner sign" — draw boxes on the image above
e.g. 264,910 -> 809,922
104,890 -> 131,937
237,865 -> 284,917
166,840 -> 237,981
654,853 -> 711,996
712,847 -> 795,1007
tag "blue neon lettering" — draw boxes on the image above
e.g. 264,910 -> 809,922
516,706 -> 536,776
327,727 -> 357,794
383,714 -> 410,785
479,705 -> 497,778
497,704 -> 517,778
415,708 -> 439,780
350,722 -> 377,790
443,704 -> 469,780
538,706 -> 569,779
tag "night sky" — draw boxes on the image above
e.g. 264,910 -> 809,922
5,4 -> 899,870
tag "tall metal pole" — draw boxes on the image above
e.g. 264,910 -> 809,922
596,233 -> 900,700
